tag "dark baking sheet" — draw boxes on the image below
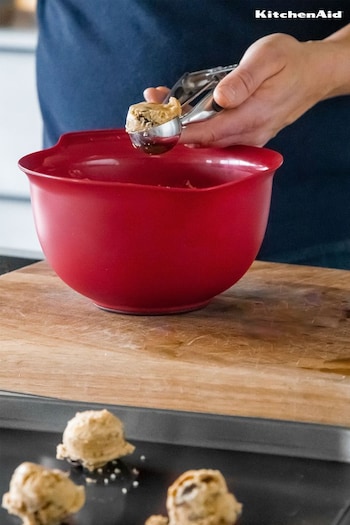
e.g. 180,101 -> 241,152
0,255 -> 40,275
1,393 -> 350,525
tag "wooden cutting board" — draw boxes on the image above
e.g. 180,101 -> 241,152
1,260 -> 350,427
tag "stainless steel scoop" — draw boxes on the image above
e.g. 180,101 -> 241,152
128,64 -> 237,155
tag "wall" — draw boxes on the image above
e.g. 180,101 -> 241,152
0,28 -> 43,257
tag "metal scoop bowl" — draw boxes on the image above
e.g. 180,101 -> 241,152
129,117 -> 182,155
128,64 -> 237,155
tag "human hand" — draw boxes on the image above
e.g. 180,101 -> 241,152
145,33 -> 338,147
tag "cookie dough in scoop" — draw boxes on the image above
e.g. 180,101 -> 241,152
125,97 -> 181,132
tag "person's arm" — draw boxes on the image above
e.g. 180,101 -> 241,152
322,24 -> 350,98
145,25 -> 350,147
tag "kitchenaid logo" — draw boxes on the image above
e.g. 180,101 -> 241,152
255,9 -> 343,19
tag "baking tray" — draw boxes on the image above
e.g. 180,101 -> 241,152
1,392 -> 350,525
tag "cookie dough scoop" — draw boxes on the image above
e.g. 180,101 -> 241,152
126,65 -> 237,155
56,409 -> 135,471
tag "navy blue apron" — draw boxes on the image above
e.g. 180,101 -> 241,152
36,0 -> 350,268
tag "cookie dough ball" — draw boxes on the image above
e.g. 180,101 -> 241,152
146,469 -> 242,525
2,462 -> 85,525
167,469 -> 242,525
125,97 -> 182,132
56,409 -> 135,471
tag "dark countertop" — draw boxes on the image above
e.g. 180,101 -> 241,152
0,255 -> 39,275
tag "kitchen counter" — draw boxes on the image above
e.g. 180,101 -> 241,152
1,260 -> 350,427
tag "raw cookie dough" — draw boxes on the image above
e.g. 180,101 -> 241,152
56,409 -> 135,471
125,97 -> 182,132
146,469 -> 242,525
2,462 -> 85,525
145,516 -> 169,525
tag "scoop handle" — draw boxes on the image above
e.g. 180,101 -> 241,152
180,91 -> 223,126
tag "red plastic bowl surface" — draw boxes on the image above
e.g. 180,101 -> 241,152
18,129 -> 283,314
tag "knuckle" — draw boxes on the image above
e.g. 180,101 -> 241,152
236,67 -> 257,96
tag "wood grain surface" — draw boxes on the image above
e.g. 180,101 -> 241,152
1,261 -> 350,427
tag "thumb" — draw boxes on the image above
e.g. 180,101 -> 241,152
213,35 -> 285,108
214,65 -> 259,108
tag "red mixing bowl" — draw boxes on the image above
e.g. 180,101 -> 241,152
19,129 -> 283,314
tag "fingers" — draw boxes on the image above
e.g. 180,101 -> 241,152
180,99 -> 279,148
179,118 -> 261,148
143,86 -> 170,103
